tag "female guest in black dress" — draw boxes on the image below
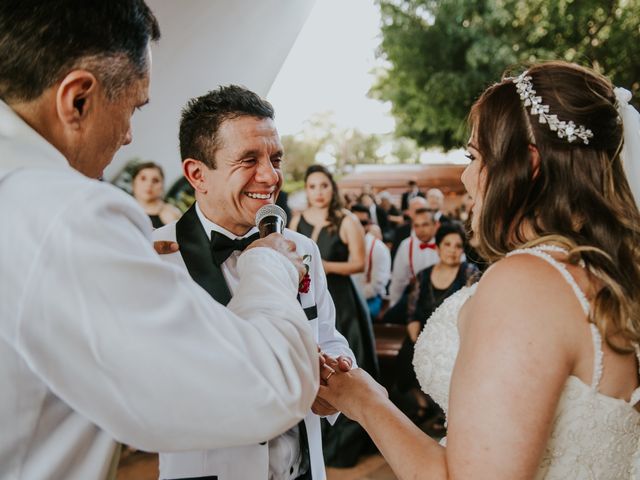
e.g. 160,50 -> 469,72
290,165 -> 379,468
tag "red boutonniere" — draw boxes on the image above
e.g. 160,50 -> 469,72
299,255 -> 312,294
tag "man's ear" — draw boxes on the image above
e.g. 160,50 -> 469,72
529,144 -> 541,179
55,70 -> 99,129
183,158 -> 208,193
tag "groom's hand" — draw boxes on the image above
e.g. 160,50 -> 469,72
154,240 -> 179,254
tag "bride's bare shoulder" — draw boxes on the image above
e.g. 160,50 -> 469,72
478,252 -> 574,299
460,252 -> 584,350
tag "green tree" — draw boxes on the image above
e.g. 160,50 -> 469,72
282,111 -> 391,180
281,134 -> 323,183
374,0 -> 640,149
333,129 -> 383,173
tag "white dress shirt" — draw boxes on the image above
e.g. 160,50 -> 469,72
154,205 -> 354,480
0,99 -> 318,480
388,232 -> 439,306
368,203 -> 379,225
354,233 -> 391,300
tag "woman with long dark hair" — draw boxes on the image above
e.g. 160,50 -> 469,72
316,62 -> 640,478
290,164 -> 379,468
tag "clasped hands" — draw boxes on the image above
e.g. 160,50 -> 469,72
314,348 -> 388,423
312,349 -> 352,416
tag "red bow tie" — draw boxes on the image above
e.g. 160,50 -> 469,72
419,242 -> 436,250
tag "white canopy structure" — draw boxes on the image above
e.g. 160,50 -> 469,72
107,0 -> 316,183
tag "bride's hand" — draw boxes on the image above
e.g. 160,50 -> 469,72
317,368 -> 388,423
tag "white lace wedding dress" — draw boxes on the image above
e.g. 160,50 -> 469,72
413,247 -> 640,479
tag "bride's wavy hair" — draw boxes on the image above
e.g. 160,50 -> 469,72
469,61 -> 640,352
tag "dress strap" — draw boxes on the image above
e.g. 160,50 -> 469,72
630,344 -> 640,406
588,324 -> 604,390
507,247 -> 603,391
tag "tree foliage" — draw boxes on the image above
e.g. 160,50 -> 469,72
374,0 -> 640,149
281,112 -> 422,182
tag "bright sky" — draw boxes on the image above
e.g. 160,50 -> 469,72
268,0 -> 395,136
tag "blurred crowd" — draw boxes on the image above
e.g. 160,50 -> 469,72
285,169 -> 485,436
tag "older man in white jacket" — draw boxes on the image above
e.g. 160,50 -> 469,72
0,2 -> 318,479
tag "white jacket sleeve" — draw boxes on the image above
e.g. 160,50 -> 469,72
363,239 -> 391,299
389,239 -> 411,306
13,186 -> 318,452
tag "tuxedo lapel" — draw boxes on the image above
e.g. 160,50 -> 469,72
176,205 -> 232,306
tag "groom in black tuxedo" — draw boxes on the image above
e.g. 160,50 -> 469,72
153,85 -> 355,480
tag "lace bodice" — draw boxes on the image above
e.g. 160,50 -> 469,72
413,247 -> 640,479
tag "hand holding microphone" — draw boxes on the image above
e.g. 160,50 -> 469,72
245,204 -> 306,282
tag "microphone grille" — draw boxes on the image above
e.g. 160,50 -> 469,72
255,204 -> 287,226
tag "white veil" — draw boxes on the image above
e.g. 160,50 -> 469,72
614,87 -> 640,208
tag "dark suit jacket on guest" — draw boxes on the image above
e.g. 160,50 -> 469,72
390,222 -> 412,262
400,190 -> 425,212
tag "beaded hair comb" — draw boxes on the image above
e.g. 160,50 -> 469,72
512,71 -> 594,145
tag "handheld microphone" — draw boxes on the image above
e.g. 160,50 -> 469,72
255,204 -> 287,238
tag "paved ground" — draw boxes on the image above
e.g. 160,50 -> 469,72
116,451 -> 397,480
116,415 -> 443,480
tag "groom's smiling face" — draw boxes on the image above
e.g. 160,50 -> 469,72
197,115 -> 284,235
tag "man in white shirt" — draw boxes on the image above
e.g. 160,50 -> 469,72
351,205 -> 392,320
0,3 -> 319,479
388,208 -> 439,307
153,86 -> 355,480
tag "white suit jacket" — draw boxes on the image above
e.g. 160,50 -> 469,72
0,99 -> 318,480
153,211 -> 355,480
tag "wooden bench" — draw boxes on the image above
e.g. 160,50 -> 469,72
373,322 -> 407,389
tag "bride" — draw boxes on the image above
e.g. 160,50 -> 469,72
318,61 -> 640,479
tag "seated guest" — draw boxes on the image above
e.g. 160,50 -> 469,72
388,208 -> 439,308
351,204 -> 392,320
131,161 -> 181,228
153,86 -> 355,480
390,196 -> 428,260
383,209 -> 440,326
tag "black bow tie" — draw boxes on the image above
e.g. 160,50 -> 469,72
210,231 -> 260,266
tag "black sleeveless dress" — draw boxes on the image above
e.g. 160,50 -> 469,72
149,214 -> 164,229
297,215 -> 378,467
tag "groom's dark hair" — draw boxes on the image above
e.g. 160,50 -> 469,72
179,85 -> 275,169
